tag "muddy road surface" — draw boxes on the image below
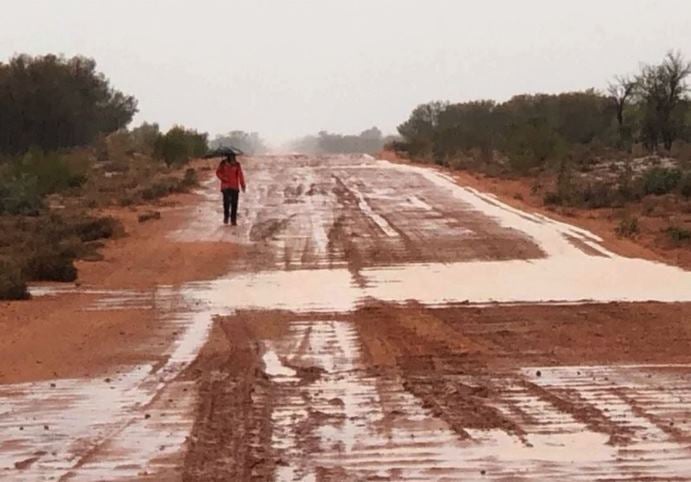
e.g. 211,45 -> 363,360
2,154 -> 691,481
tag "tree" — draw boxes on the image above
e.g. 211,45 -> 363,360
154,126 -> 208,166
636,51 -> 691,150
129,122 -> 161,155
0,54 -> 137,155
210,131 -> 267,155
397,101 -> 448,157
607,75 -> 637,144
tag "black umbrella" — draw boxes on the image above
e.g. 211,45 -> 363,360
203,145 -> 244,158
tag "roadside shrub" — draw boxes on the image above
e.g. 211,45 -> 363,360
24,248 -> 78,282
0,259 -> 29,300
642,167 -> 682,195
543,191 -> 562,205
0,173 -> 43,215
181,168 -> 198,189
12,149 -> 88,195
680,172 -> 691,198
139,171 -> 198,201
71,216 -> 122,242
666,226 -> 691,243
140,178 -> 179,200
153,126 -> 208,166
616,215 -> 640,238
577,182 -> 619,208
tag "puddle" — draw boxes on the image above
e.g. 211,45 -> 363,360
349,183 -> 399,238
265,325 -> 691,479
361,255 -> 691,304
0,286 -> 216,480
266,320 -> 475,480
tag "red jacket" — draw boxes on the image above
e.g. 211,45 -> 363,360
216,161 -> 246,191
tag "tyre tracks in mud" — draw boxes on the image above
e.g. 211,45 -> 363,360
183,301 -> 691,481
5,154 -> 691,481
180,155 -> 691,481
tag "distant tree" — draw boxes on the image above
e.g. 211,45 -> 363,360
359,126 -> 383,141
0,54 -> 137,155
397,101 -> 448,156
129,122 -> 161,155
607,75 -> 637,145
434,101 -> 497,161
636,51 -> 691,150
154,126 -> 208,166
289,135 -> 320,154
210,131 -> 267,155
290,128 -> 387,154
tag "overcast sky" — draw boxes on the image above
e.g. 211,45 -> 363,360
2,0 -> 690,145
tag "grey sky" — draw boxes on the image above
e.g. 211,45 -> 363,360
2,0 -> 690,144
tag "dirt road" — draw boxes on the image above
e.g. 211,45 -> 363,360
2,154 -> 691,481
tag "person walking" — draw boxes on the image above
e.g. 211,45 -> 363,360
215,153 -> 246,225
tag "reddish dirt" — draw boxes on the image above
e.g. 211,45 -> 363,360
181,300 -> 691,479
0,161 -> 237,384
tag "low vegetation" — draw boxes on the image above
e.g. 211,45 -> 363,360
0,54 -> 208,300
393,51 -> 691,252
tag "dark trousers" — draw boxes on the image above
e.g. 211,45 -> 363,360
222,188 -> 239,224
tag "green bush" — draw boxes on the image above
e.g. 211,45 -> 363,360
71,216 -> 121,242
181,168 -> 198,189
24,248 -> 77,282
0,173 -> 43,215
140,178 -> 178,200
616,216 -> 640,238
139,171 -> 198,201
577,182 -> 619,208
642,167 -> 682,195
543,191 -> 563,205
666,226 -> 691,243
680,172 -> 691,198
15,149 -> 88,195
0,259 -> 29,300
0,149 -> 88,215
153,126 -> 208,166
0,213 -> 121,286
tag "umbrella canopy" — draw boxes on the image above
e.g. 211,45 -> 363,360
203,145 -> 244,158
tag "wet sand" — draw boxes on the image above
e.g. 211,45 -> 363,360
2,154 -> 691,480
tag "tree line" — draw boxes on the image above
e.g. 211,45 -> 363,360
210,131 -> 267,155
291,127 -> 393,154
395,51 -> 691,172
0,54 -> 209,215
0,54 -> 137,155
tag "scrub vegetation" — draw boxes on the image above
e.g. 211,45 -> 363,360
393,51 -> 691,251
0,54 -> 208,299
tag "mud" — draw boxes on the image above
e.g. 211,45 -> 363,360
3,154 -> 691,481
184,301 -> 691,480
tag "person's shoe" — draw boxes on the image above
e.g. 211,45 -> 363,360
223,218 -> 229,225
231,221 -> 237,226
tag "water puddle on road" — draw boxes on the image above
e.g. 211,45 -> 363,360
262,322 -> 691,480
0,286 -> 216,481
361,255 -> 691,304
265,320 -> 474,480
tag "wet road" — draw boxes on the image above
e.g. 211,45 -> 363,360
3,154 -> 691,481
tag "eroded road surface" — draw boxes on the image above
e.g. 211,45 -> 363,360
3,154 -> 691,481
